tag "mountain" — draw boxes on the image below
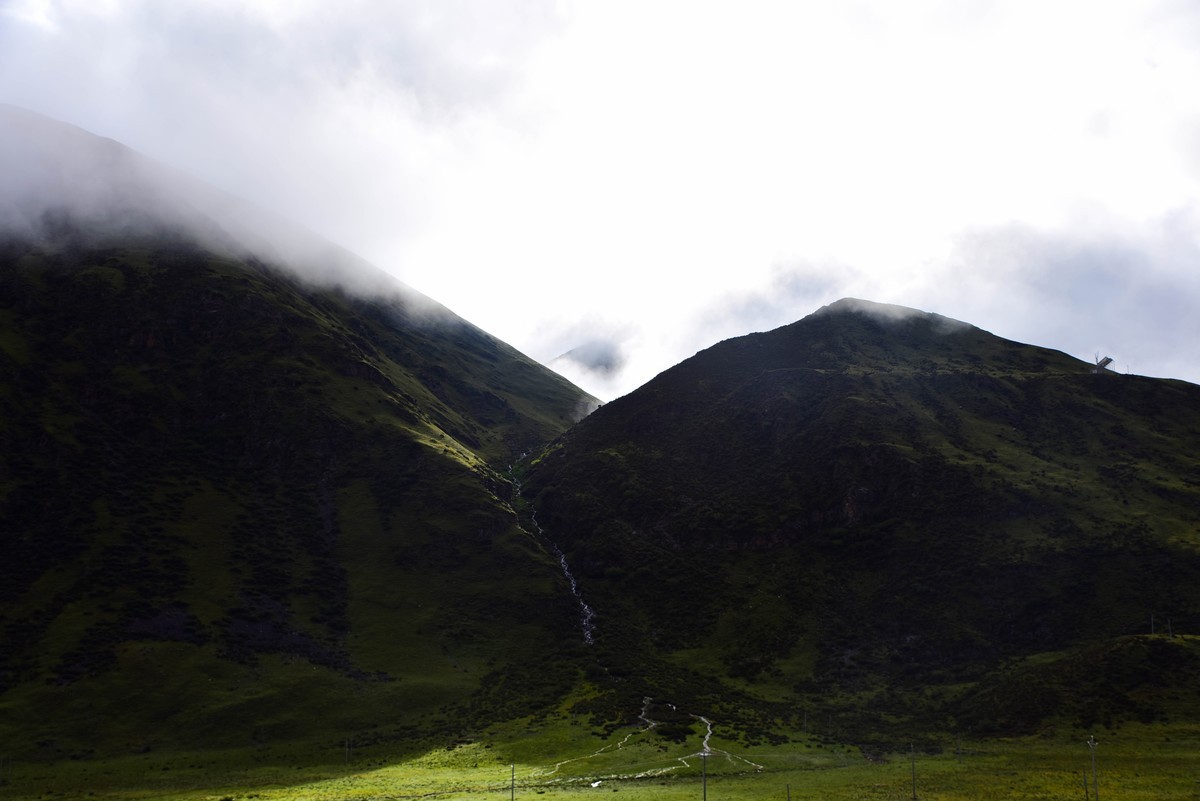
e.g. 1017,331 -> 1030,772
0,106 -> 598,760
522,298 -> 1200,738
6,103 -> 1200,784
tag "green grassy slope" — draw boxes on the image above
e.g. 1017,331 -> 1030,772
0,231 -> 595,762
523,298 -> 1200,740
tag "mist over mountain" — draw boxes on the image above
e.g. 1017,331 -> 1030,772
0,106 -> 597,759
3,107 -> 1200,789
2,103 -> 428,300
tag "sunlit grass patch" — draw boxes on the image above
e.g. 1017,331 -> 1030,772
2,724 -> 1199,801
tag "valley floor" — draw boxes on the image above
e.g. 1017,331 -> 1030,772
4,722 -> 1198,801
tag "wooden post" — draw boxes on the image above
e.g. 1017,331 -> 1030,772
1087,736 -> 1099,801
910,743 -> 917,801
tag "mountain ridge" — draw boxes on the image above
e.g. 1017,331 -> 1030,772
4,108 -> 1200,788
523,297 -> 1200,737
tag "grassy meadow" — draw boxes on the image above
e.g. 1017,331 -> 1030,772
4,720 -> 1197,800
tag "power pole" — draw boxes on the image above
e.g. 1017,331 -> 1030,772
701,752 -> 707,801
910,743 -> 917,801
511,763 -> 515,801
1087,736 -> 1099,801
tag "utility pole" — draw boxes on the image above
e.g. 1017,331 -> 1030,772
786,783 -> 790,801
701,752 -> 707,801
511,763 -> 515,801
910,743 -> 918,801
1087,736 -> 1099,801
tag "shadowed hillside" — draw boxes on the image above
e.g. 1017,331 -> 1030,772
0,107 -> 597,761
5,105 -> 1200,789
523,298 -> 1200,739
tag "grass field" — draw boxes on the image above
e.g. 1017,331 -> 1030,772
4,720 -> 1197,800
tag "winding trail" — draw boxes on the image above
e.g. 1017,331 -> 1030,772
691,715 -> 764,771
528,697 -> 763,784
528,697 -> 657,780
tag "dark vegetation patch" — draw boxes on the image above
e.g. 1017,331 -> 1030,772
524,301 -> 1200,739
5,229 -> 1200,771
0,230 -> 593,760
957,635 -> 1200,735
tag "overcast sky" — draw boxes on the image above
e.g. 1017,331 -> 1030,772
3,0 -> 1199,399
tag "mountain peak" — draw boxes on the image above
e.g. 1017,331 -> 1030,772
819,296 -> 923,316
813,297 -> 973,334
524,296 -> 1200,740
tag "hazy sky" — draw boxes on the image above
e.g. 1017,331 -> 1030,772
3,1 -> 1199,399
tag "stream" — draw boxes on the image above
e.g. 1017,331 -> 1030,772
509,467 -> 596,646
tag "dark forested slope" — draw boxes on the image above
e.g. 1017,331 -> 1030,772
0,106 -> 597,759
523,298 -> 1200,735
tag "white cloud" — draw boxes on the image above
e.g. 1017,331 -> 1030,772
0,0 -> 57,29
917,207 -> 1200,381
2,0 -> 1200,399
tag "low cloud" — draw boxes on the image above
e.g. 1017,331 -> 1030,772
0,103 -> 445,314
916,210 -> 1200,382
0,0 -> 568,260
691,260 -> 862,343
4,1 -> 1200,402
533,316 -> 634,401
552,339 -> 624,376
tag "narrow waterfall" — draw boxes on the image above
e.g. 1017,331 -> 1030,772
531,508 -> 596,645
509,469 -> 596,645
